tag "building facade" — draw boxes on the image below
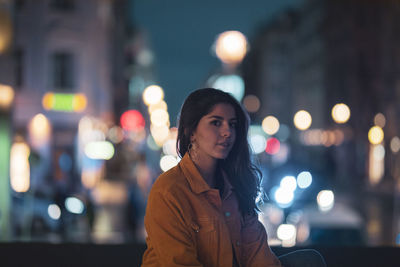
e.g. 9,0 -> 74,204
245,0 -> 400,245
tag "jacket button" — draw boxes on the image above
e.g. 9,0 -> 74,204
225,211 -> 231,217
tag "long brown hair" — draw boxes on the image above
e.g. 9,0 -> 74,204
177,88 -> 262,215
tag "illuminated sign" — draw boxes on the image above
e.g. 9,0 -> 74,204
42,92 -> 87,112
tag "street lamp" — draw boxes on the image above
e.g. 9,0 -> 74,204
0,83 -> 14,241
215,30 -> 248,67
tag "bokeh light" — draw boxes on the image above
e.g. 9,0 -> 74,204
274,187 -> 294,207
42,92 -> 54,110
215,30 -> 247,65
41,93 -> 87,112
294,110 -> 312,130
374,113 -> 386,128
120,110 -> 145,132
331,103 -> 351,124
262,116 -> 280,135
81,168 -> 102,189
72,93 -> 88,112
107,126 -> 124,144
28,113 -> 51,147
142,85 -> 164,106
84,141 -> 115,160
0,84 -> 14,110
280,176 -> 297,192
266,137 -> 280,155
368,126 -> 384,145
277,224 -> 297,247
150,109 -> 169,127
390,136 -> 400,153
243,95 -> 260,113
373,144 -> 385,161
317,190 -> 335,212
10,142 -> 30,193
163,138 -> 178,156
160,155 -> 178,172
249,134 -> 267,154
297,171 -> 312,189
211,74 -> 245,102
148,100 -> 167,114
48,204 -> 61,220
276,124 -> 290,141
369,144 -> 385,185
150,124 -> 170,145
65,197 -> 85,214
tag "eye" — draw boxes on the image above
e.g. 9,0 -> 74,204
229,121 -> 237,128
211,120 -> 221,126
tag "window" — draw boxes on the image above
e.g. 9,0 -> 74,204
52,52 -> 74,90
50,0 -> 75,11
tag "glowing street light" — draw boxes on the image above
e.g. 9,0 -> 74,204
368,126 -> 384,145
331,103 -> 350,124
143,85 -> 164,106
294,110 -> 312,130
215,31 -> 248,66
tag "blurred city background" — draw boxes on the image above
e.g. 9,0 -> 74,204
0,0 -> 399,248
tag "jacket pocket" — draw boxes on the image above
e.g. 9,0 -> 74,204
191,217 -> 217,265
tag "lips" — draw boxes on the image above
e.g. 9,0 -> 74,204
218,141 -> 231,148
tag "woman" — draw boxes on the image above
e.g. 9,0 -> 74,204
141,88 -> 326,267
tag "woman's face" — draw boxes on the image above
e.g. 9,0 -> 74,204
191,103 -> 237,161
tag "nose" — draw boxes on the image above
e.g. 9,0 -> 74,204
221,122 -> 232,137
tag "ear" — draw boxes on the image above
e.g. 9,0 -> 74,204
189,131 -> 196,143
185,128 -> 195,141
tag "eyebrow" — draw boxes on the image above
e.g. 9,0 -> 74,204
207,115 -> 237,121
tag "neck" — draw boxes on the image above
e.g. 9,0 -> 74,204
190,154 -> 217,188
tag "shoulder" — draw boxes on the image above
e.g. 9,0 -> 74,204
149,164 -> 188,198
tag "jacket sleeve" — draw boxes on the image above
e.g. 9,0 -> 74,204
143,189 -> 203,267
241,212 -> 282,267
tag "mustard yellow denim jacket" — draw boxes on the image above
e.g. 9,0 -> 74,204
142,153 -> 281,267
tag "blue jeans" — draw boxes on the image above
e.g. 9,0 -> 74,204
278,249 -> 327,267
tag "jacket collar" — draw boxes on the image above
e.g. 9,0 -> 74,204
180,153 -> 210,194
179,153 -> 233,198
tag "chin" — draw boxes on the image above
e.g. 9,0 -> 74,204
214,152 -> 230,160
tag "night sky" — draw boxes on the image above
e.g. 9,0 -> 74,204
131,0 -> 302,124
